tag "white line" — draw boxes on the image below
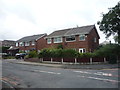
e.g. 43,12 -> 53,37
77,75 -> 120,83
1,80 -> 14,88
74,70 -> 113,77
33,70 -> 61,75
88,76 -> 120,83
73,71 -> 92,74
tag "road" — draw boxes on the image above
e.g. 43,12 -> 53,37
2,59 -> 119,88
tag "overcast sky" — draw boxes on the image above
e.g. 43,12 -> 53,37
0,0 -> 119,43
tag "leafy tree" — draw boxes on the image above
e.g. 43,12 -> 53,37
98,2 -> 120,43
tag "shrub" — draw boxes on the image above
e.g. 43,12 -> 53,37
78,53 -> 95,58
62,49 -> 79,58
38,48 -> 79,58
28,51 -> 38,58
38,48 -> 51,58
94,44 -> 120,64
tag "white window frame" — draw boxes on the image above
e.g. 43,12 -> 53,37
47,38 -> 52,44
19,42 -> 23,46
25,42 -> 30,46
79,34 -> 85,41
16,42 -> 18,47
79,48 -> 86,53
54,37 -> 62,43
32,41 -> 35,45
65,35 -> 76,42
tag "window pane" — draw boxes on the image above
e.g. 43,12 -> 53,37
54,37 -> 62,43
66,36 -> 75,41
79,35 -> 85,41
16,42 -> 18,46
47,38 -> 51,44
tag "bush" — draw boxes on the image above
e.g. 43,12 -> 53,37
38,48 -> 79,58
62,49 -> 79,58
94,44 -> 120,64
38,48 -> 51,58
28,51 -> 38,58
78,53 -> 95,58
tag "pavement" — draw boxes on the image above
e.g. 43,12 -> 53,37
3,59 -> 119,70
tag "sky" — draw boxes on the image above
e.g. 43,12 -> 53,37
0,0 -> 119,43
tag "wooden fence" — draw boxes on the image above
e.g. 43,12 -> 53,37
25,57 -> 108,64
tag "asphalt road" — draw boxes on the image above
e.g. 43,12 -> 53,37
2,59 -> 119,88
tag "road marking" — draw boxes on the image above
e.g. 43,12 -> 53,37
74,70 -> 113,77
77,75 -> 120,83
33,70 -> 61,75
1,80 -> 14,88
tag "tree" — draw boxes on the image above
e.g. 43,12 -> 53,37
98,2 -> 120,44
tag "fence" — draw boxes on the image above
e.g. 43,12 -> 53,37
25,57 -> 108,64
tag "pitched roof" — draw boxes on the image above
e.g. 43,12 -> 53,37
46,25 -> 95,38
17,34 -> 46,42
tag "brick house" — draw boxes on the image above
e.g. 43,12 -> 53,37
15,34 -> 47,53
2,40 -> 15,47
45,25 -> 100,53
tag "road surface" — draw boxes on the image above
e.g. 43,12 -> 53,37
2,59 -> 119,88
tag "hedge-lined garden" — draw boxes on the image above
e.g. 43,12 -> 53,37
25,44 -> 120,64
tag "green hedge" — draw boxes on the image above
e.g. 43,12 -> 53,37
38,48 -> 80,58
28,51 -> 38,58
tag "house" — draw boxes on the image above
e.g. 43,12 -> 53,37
15,33 -> 47,53
1,40 -> 16,54
45,25 -> 100,53
2,40 -> 15,47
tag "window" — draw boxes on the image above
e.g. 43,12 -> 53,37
66,35 -> 76,42
16,42 -> 18,47
47,38 -> 52,44
79,48 -> 86,53
94,38 -> 97,43
19,42 -> 24,46
54,37 -> 62,43
25,42 -> 30,46
79,34 -> 85,41
32,41 -> 35,45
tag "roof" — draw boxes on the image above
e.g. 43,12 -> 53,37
17,33 -> 46,42
46,25 -> 95,38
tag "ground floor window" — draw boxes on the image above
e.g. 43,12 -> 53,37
79,48 -> 86,53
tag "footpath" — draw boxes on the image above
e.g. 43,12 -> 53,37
5,59 -> 119,70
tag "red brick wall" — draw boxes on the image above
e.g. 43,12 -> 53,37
36,35 -> 47,50
87,28 -> 99,52
45,28 -> 99,52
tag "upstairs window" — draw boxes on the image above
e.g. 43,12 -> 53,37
16,42 -> 18,47
54,37 -> 62,43
79,34 -> 85,41
32,41 -> 35,45
25,42 -> 30,46
47,38 -> 52,44
66,35 -> 76,42
19,42 -> 24,46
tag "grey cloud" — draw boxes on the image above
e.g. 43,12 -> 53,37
0,0 -> 36,24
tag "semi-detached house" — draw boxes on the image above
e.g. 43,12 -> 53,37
45,25 -> 100,53
15,34 -> 47,53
